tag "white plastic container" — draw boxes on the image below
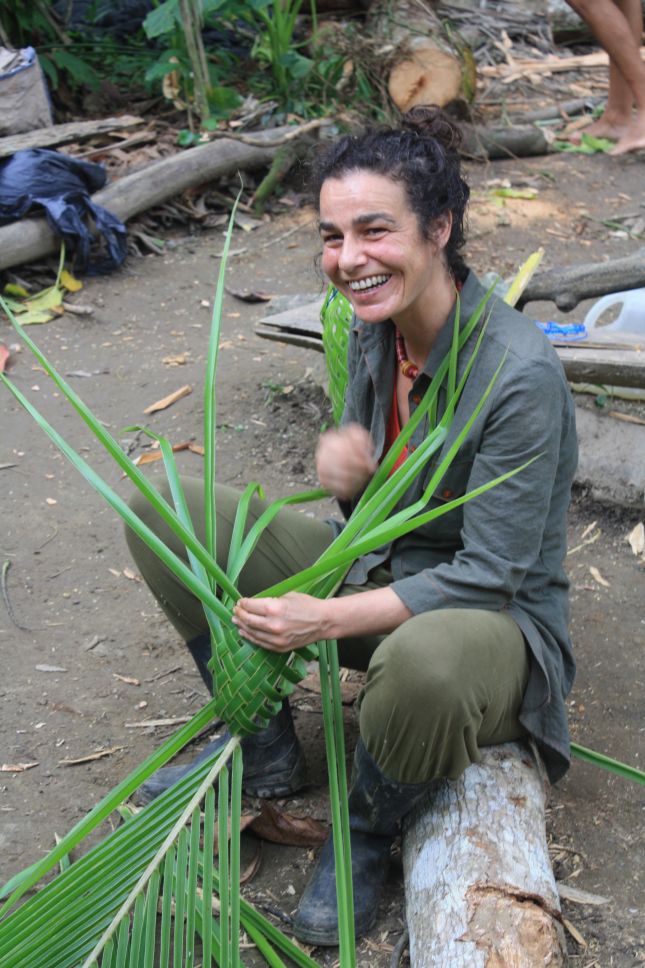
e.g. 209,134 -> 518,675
583,287 -> 645,335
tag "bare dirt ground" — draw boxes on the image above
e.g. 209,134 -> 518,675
1,149 -> 644,967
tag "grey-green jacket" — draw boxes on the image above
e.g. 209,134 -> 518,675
336,271 -> 578,783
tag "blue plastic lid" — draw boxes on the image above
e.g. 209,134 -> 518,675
534,320 -> 588,342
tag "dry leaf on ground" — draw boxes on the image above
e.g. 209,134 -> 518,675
589,566 -> 610,587
2,762 -> 39,772
133,442 -> 190,466
250,802 -> 329,847
143,384 -> 192,414
627,522 -> 644,556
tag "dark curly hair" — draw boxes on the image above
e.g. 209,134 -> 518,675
311,106 -> 470,281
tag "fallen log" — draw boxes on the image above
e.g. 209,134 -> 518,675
519,247 -> 645,311
402,742 -> 567,968
0,115 -> 145,159
461,123 -> 552,160
0,125 -> 311,272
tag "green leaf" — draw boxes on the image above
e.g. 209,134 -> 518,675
177,129 -> 197,147
49,49 -> 99,89
143,0 -> 181,38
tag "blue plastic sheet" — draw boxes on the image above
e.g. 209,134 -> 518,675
0,148 -> 127,273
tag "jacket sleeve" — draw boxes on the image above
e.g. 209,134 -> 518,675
390,357 -> 576,614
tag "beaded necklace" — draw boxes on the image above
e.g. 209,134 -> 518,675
394,278 -> 463,381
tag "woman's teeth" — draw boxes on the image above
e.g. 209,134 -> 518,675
348,274 -> 390,292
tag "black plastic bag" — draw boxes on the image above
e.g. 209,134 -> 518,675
0,148 -> 127,274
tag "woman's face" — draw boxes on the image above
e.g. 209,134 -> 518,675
318,170 -> 451,328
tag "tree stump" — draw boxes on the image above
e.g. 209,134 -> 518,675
402,742 -> 567,967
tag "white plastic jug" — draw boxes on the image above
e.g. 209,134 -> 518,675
583,287 -> 645,335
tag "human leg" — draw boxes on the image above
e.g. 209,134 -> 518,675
293,607 -> 529,944
125,478 -> 335,801
566,0 -> 645,152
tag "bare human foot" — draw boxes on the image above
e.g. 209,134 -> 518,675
569,113 -> 628,144
610,116 -> 645,153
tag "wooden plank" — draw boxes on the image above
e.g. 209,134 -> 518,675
255,307 -> 645,387
0,115 -> 145,159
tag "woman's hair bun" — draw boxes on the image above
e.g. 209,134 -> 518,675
401,105 -> 462,152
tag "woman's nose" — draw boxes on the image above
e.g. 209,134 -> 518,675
338,235 -> 367,274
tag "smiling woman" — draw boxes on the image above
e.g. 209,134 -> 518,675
126,107 -> 579,949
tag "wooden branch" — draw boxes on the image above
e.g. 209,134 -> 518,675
402,742 -> 567,968
0,115 -> 145,159
480,46 -> 645,85
0,125 -> 306,271
519,248 -> 645,311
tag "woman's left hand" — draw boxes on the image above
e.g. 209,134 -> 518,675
232,592 -> 331,653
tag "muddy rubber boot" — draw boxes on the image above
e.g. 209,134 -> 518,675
136,634 -> 307,804
292,739 -> 431,946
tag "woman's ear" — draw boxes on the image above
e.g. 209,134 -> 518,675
433,211 -> 453,250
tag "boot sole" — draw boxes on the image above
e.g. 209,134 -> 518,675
292,909 -> 378,947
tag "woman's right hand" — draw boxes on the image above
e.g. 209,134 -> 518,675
316,423 -> 377,500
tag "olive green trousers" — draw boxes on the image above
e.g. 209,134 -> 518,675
126,479 -> 529,784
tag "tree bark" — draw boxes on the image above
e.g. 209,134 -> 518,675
402,742 -> 568,968
0,127 -> 299,272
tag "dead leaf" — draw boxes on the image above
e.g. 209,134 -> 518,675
557,882 -> 610,906
562,916 -> 587,949
188,443 -> 205,456
59,746 -> 124,766
123,568 -> 142,582
133,442 -> 190,466
143,384 -> 192,414
250,802 -> 329,847
113,673 -> 141,686
225,286 -> 274,303
240,844 -> 262,884
60,269 -> 83,292
589,566 -> 610,588
213,812 -> 259,854
627,522 -> 644,556
108,568 -> 121,578
2,762 -> 38,772
162,353 -> 189,366
0,343 -> 9,373
36,664 -> 67,673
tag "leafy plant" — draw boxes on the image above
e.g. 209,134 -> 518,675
247,0 -> 317,109
143,0 -> 243,122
